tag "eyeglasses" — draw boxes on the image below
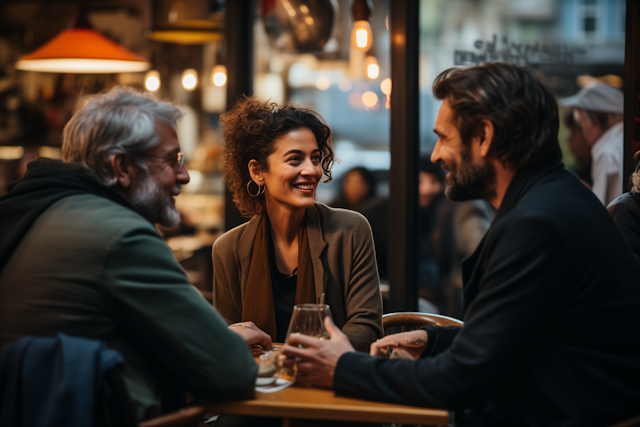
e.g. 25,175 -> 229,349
127,151 -> 184,171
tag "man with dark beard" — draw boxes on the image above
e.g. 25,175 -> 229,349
0,87 -> 270,421
281,63 -> 640,426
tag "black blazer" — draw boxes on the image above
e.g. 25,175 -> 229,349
333,162 -> 640,427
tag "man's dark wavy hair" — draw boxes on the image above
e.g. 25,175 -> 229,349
433,62 -> 562,171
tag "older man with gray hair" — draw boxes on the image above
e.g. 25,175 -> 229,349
0,87 -> 268,420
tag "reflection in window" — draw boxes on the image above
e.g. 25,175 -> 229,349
254,0 -> 391,203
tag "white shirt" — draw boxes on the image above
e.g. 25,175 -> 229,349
591,121 -> 623,206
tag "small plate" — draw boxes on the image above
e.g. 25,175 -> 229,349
255,376 -> 277,386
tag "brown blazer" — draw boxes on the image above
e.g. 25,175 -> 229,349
212,203 -> 383,352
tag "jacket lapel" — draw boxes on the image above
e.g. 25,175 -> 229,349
306,205 -> 328,302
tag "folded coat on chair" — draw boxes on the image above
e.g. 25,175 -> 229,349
0,333 -> 126,427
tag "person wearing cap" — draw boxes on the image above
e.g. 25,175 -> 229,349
559,84 -> 624,205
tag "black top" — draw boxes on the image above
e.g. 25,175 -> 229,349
333,162 -> 640,427
268,233 -> 297,343
608,190 -> 640,265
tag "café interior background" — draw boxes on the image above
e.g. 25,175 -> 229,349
0,0 -> 626,289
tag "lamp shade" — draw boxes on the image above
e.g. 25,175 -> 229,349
150,0 -> 224,44
15,28 -> 150,73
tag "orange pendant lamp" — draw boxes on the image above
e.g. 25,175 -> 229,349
15,11 -> 150,74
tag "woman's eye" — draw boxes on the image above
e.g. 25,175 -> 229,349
312,156 -> 321,163
287,156 -> 301,162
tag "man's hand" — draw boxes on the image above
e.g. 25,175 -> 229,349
229,321 -> 273,350
369,329 -> 428,359
282,317 -> 354,388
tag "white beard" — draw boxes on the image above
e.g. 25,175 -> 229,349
128,172 -> 181,228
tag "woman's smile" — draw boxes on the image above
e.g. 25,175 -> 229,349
292,181 -> 316,194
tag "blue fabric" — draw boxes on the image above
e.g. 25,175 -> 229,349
0,334 -> 124,427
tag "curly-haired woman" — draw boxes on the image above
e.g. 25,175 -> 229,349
212,96 -> 383,351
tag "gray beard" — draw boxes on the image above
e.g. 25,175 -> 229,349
128,172 -> 181,228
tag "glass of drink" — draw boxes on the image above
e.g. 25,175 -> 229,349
279,304 -> 333,380
286,304 -> 333,340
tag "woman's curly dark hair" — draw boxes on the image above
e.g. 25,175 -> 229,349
221,96 -> 335,217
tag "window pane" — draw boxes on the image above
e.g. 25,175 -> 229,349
254,1 -> 391,205
417,0 -> 624,317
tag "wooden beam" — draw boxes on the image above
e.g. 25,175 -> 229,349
624,0 -> 639,190
388,0 -> 420,312
224,0 -> 254,231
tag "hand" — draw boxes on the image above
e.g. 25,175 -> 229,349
369,329 -> 428,359
229,322 -> 273,350
282,317 -> 354,388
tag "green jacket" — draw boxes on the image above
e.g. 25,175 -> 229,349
0,193 -> 257,420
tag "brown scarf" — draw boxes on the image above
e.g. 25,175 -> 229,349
242,212 -> 316,341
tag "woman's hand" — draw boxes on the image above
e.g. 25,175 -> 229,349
369,329 -> 428,359
229,321 -> 273,350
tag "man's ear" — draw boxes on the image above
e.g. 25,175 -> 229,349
477,119 -> 495,158
111,152 -> 135,189
248,160 -> 264,186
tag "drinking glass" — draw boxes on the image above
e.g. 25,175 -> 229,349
279,304 -> 333,380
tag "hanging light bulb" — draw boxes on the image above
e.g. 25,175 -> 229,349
351,0 -> 373,51
144,70 -> 161,91
211,64 -> 227,87
182,68 -> 198,90
365,56 -> 379,79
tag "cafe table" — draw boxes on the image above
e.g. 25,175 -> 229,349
203,383 -> 449,426
203,348 -> 449,427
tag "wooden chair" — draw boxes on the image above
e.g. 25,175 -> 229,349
382,312 -> 463,336
139,406 -> 206,427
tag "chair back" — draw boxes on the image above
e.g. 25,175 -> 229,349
382,312 -> 463,335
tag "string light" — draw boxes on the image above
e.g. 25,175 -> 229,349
362,91 -> 378,107
211,64 -> 227,87
182,68 -> 198,91
365,56 -> 379,79
144,70 -> 160,91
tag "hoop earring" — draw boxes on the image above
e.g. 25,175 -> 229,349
247,180 -> 264,197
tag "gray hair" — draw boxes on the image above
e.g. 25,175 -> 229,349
62,86 -> 184,186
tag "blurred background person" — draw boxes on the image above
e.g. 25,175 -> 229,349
560,84 -> 624,205
564,111 -> 592,188
416,156 -> 493,317
363,155 -> 492,317
329,166 -> 378,214
608,153 -> 640,265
